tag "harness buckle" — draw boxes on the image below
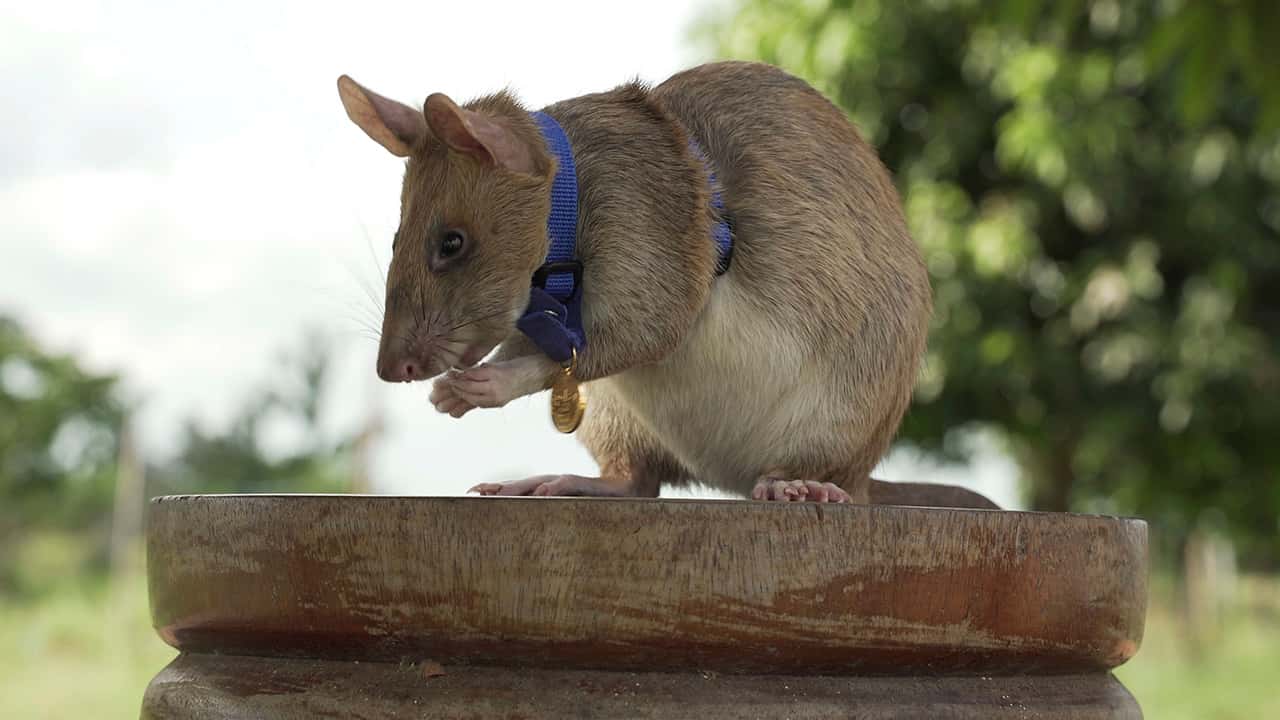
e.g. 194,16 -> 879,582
531,260 -> 583,301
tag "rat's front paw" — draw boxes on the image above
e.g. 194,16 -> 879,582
429,376 -> 478,418
447,355 -> 558,411
447,363 -> 520,409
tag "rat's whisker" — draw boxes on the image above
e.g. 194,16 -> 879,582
336,246 -> 386,320
352,298 -> 381,317
448,309 -> 508,333
359,220 -> 388,288
416,285 -> 431,328
356,288 -> 383,321
436,342 -> 471,371
341,315 -> 383,340
344,309 -> 382,327
394,284 -> 418,326
332,326 -> 382,346
351,320 -> 383,338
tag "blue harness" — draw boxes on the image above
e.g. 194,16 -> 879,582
516,111 -> 733,364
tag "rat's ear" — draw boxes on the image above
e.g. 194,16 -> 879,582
424,93 -> 539,175
337,75 -> 427,157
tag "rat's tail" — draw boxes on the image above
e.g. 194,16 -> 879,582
867,479 -> 1001,510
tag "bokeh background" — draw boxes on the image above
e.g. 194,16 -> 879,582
3,0 -> 1277,717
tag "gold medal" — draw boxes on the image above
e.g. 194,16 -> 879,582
549,348 -> 585,433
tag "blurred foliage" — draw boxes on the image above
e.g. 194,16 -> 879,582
149,330 -> 353,497
1,317 -> 123,592
701,0 -> 1280,565
0,316 -> 354,597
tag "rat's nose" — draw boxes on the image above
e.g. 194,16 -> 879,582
377,357 -> 427,383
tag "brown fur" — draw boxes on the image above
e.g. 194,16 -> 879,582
378,92 -> 553,380
342,62 -> 935,503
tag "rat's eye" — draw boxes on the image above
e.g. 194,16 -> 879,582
427,227 -> 469,273
440,229 -> 465,258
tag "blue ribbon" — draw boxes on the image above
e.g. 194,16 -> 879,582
517,112 -> 584,365
516,112 -> 733,366
690,139 -> 734,275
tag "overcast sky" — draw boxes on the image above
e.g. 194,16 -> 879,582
0,0 -> 1020,506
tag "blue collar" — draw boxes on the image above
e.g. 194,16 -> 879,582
515,112 -> 585,366
516,111 -> 732,365
689,140 -> 734,275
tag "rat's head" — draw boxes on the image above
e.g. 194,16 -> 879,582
337,75 -> 553,383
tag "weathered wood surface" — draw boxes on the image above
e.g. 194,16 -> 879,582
141,652 -> 1142,720
147,495 -> 1147,675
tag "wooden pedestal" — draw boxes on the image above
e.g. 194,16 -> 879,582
141,495 -> 1147,718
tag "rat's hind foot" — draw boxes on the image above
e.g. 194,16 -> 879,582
751,475 -> 852,503
469,474 -> 630,497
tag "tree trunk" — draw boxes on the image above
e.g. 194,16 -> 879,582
1028,437 -> 1076,513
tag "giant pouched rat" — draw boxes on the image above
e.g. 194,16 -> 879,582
337,61 -> 997,508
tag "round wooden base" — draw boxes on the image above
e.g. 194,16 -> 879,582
142,495 -> 1147,718
143,653 -> 1141,719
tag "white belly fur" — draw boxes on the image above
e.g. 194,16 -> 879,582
603,275 -> 847,495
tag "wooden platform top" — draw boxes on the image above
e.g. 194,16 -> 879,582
147,495 -> 1147,675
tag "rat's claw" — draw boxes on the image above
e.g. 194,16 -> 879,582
469,475 -> 628,497
468,476 -> 562,496
804,480 -> 830,502
757,479 -> 795,500
437,396 -> 473,417
751,476 -> 850,503
430,377 -> 477,417
429,376 -> 458,405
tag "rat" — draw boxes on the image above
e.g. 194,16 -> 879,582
337,61 -> 997,508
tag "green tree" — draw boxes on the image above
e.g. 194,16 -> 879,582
0,315 -> 357,595
0,316 -> 124,592
701,0 -> 1280,566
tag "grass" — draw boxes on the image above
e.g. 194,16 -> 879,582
0,573 -> 176,720
1,571 -> 1278,718
1116,575 -> 1280,720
